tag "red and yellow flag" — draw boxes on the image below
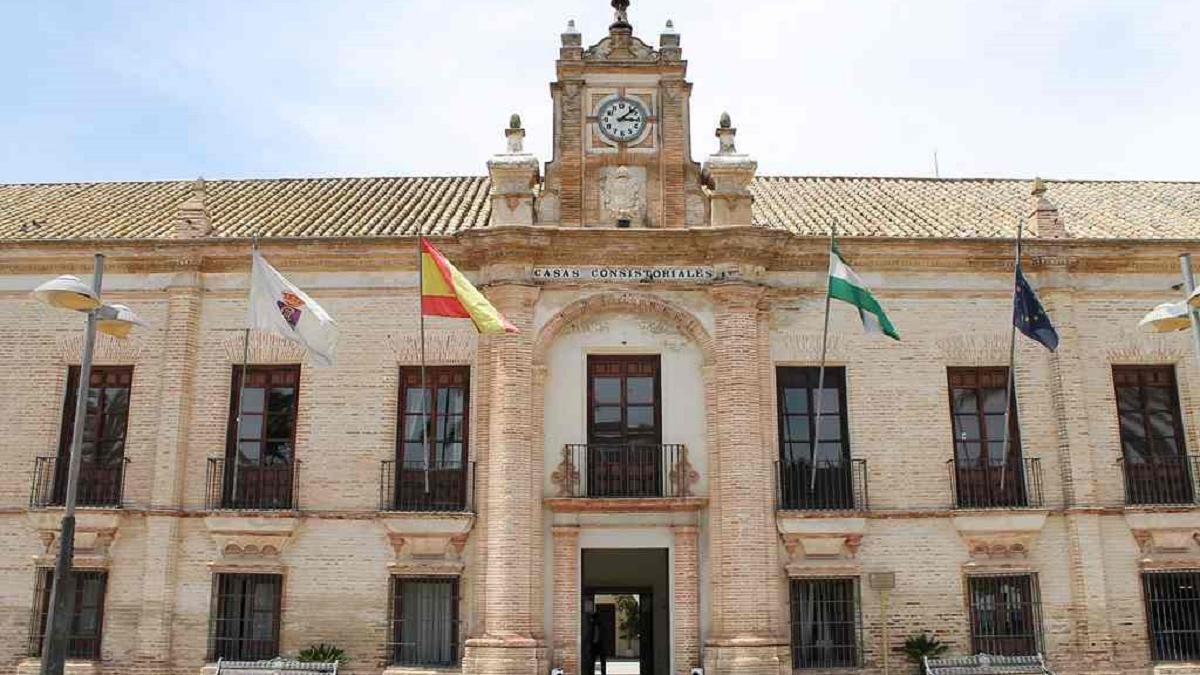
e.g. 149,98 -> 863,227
420,238 -> 518,334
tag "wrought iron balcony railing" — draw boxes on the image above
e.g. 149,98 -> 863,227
380,460 -> 475,512
1118,454 -> 1200,506
776,458 -> 868,511
552,444 -> 695,498
29,456 -> 130,509
948,456 -> 1042,509
206,458 -> 300,511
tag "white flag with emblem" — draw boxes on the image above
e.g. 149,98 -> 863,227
248,251 -> 338,366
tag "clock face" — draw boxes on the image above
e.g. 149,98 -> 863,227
597,97 -> 648,143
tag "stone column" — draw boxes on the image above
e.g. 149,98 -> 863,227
704,282 -> 783,675
132,263 -> 202,672
464,282 -> 546,675
672,525 -> 701,675
552,526 -> 580,675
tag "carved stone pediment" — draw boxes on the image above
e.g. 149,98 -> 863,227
1127,511 -> 1200,559
584,34 -> 658,62
204,515 -> 298,562
952,512 -> 1047,560
27,511 -> 120,566
382,514 -> 474,576
778,516 -> 866,574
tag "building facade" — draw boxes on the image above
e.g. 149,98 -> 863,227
2,4 -> 1200,675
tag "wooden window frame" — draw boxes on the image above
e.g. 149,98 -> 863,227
586,354 -> 663,447
54,366 -> 133,506
28,568 -> 108,660
788,577 -> 861,669
1113,365 -> 1192,504
776,367 -> 853,510
947,367 -> 1027,508
393,367 -> 471,511
389,576 -> 461,666
222,365 -> 301,509
966,573 -> 1043,656
208,572 -> 283,661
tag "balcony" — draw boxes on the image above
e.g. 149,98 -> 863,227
552,444 -> 695,498
948,457 -> 1043,509
29,456 -> 130,509
205,458 -> 300,511
776,459 -> 868,511
380,460 -> 475,512
1118,455 -> 1200,506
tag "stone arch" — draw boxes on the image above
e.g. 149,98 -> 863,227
532,291 -> 715,366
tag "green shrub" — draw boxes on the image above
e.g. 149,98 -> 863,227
296,643 -> 348,664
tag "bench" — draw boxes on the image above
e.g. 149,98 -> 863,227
924,653 -> 1053,675
214,658 -> 339,674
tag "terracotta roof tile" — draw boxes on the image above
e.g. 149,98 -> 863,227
1,175 -> 1197,241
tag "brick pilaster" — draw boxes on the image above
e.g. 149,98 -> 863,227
673,525 -> 701,675
133,272 -> 202,670
464,281 -> 545,675
704,282 -> 783,675
552,525 -> 580,675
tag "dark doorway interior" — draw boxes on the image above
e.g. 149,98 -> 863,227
581,548 -> 668,675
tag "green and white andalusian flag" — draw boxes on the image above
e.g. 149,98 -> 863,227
828,241 -> 900,340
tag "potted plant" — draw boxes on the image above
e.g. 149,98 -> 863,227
902,633 -> 949,674
296,643 -> 349,665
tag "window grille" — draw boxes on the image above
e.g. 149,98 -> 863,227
28,568 -> 107,660
1143,570 -> 1200,661
209,573 -> 282,661
967,574 -> 1042,656
789,577 -> 861,669
389,577 -> 460,666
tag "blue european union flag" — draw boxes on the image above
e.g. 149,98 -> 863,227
1014,265 -> 1058,352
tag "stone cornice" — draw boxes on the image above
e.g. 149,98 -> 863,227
1,227 -> 1194,276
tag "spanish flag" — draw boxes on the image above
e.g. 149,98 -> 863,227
420,237 -> 518,334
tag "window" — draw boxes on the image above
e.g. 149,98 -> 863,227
1114,366 -> 1192,504
1143,570 -> 1200,662
209,573 -> 282,661
54,366 -> 133,506
223,366 -> 301,509
967,575 -> 1041,656
585,355 -> 663,497
394,367 -> 470,511
390,577 -> 459,666
776,367 -> 854,510
28,568 -> 107,660
789,578 -> 860,669
948,367 -> 1027,507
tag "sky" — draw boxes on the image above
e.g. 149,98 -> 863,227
0,0 -> 1197,184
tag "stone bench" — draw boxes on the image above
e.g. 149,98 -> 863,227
925,653 -> 1053,675
213,658 -> 339,674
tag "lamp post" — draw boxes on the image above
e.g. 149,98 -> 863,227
32,254 -> 145,675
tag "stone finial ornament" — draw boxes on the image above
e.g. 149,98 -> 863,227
611,0 -> 631,29
560,18 -> 583,56
660,18 -> 681,58
171,176 -> 212,238
1028,176 -> 1066,238
505,113 -> 525,154
716,113 -> 736,154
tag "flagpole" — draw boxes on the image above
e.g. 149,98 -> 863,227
232,235 -> 258,504
810,221 -> 836,490
418,235 -> 430,494
998,221 -> 1023,491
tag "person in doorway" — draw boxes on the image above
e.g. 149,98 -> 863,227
590,613 -> 608,675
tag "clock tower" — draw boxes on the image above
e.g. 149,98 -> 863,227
537,1 -> 707,229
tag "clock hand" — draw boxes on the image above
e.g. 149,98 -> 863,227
617,110 -> 639,122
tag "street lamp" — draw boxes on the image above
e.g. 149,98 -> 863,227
1140,253 -> 1200,366
31,254 -> 145,675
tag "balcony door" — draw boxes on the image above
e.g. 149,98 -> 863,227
54,365 -> 132,506
948,367 -> 1026,508
587,355 -> 662,497
1114,365 -> 1191,504
776,367 -> 853,510
224,365 -> 300,509
396,367 -> 469,511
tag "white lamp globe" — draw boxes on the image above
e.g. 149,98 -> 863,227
31,275 -> 101,311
